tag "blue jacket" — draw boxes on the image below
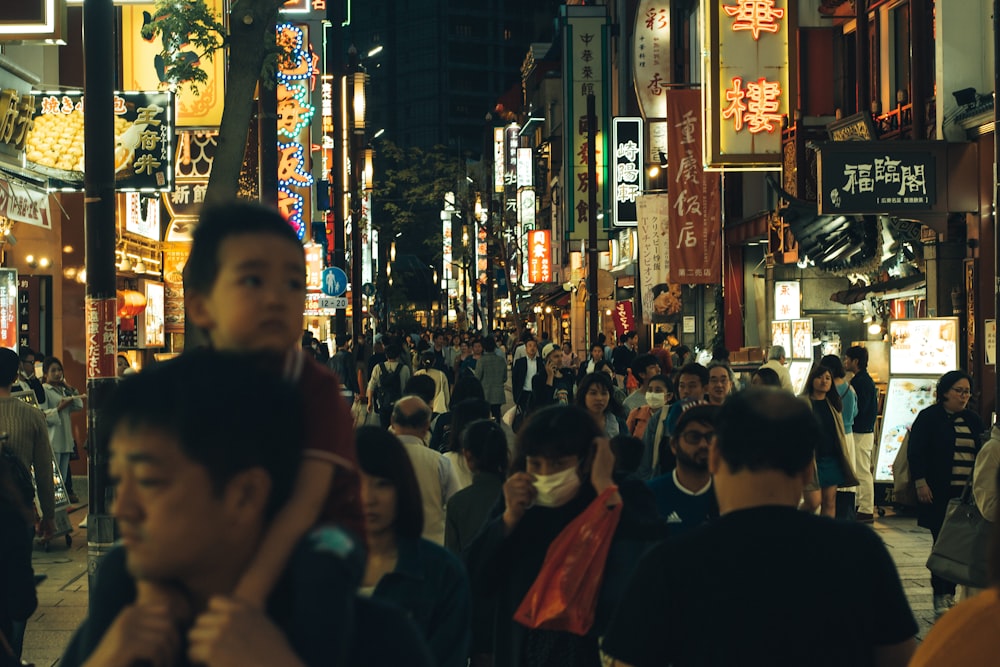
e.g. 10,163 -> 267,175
371,537 -> 472,667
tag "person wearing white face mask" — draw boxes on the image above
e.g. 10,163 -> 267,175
464,405 -> 662,667
626,375 -> 673,439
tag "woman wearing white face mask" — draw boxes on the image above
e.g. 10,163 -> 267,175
464,405 -> 663,667
625,375 -> 673,439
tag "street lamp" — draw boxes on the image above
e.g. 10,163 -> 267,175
348,47 -> 368,345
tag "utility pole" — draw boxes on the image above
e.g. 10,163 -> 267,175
83,0 -> 118,590
587,94 -> 599,347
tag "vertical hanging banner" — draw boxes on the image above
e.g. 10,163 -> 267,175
612,117 -> 642,227
633,0 -> 671,163
85,297 -> 117,380
636,193 -> 681,324
561,4 -> 610,241
0,269 -> 16,350
527,230 -> 552,284
613,300 -> 636,339
703,0 -> 796,169
667,89 -> 721,284
275,22 -> 317,241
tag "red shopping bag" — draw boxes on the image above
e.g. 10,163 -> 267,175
513,486 -> 623,636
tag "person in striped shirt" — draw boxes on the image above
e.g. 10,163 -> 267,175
907,370 -> 984,617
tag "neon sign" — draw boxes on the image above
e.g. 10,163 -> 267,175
275,22 -> 316,239
723,0 -> 784,40
721,76 -> 783,134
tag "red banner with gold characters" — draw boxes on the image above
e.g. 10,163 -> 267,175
86,298 -> 117,380
527,230 -> 552,284
666,89 -> 721,284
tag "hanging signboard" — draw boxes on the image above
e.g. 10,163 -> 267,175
0,269 -> 16,350
275,22 -> 316,241
0,176 -> 51,229
613,300 -> 636,339
666,90 -> 721,283
636,193 -> 683,324
24,90 -> 175,192
612,117 -> 642,227
527,229 -> 552,284
121,0 -> 226,127
702,0 -> 796,170
774,280 -> 800,319
560,4 -> 611,241
633,0 -> 670,163
0,0 -> 66,42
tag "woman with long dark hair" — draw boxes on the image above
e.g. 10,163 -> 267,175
355,426 -> 472,667
800,363 -> 858,517
575,372 -> 627,438
907,369 -> 984,617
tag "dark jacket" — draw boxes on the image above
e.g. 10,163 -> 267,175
370,537 -> 472,667
464,482 -> 662,667
530,368 -> 575,411
849,369 -> 878,434
907,403 -> 984,530
512,356 -> 541,405
0,504 -> 35,643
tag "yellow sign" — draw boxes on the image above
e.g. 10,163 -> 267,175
0,90 -> 35,152
120,1 -> 225,127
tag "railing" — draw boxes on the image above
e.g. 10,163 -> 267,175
874,102 -> 913,140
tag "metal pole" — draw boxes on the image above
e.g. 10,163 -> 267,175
587,94 -> 599,347
83,0 -> 118,591
856,0 -> 870,114
993,0 -> 999,418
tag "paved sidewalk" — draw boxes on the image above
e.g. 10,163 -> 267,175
21,484 -> 940,665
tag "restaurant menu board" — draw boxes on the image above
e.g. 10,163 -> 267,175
874,376 -> 938,483
140,280 -> 165,348
791,319 -> 813,360
788,360 -> 812,395
888,318 -> 958,376
23,91 -> 174,192
771,321 -> 791,359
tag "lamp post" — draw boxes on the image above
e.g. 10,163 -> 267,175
348,47 -> 367,346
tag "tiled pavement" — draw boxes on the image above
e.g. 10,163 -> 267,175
22,485 -> 940,665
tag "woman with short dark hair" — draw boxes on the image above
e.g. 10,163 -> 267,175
355,426 -> 472,667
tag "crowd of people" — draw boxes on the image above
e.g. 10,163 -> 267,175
3,199 -> 1000,666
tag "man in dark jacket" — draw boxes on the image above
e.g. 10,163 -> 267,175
511,338 -> 540,412
612,332 -> 637,387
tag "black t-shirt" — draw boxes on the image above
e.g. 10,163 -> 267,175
811,399 -> 838,459
602,505 -> 917,667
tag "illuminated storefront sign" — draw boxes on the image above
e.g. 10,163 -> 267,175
560,4 -> 610,241
774,280 -> 800,319
24,90 -> 174,192
0,269 -> 16,350
121,0 -> 225,127
633,0 -> 670,163
275,22 -> 317,240
703,0 -> 795,170
0,90 -> 36,153
124,192 -> 161,240
612,117 -> 642,227
0,0 -> 65,41
0,177 -> 50,229
493,127 -> 504,193
527,230 -> 552,284
517,147 -> 533,188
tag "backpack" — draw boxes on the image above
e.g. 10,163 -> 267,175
1,443 -> 35,508
376,362 -> 404,412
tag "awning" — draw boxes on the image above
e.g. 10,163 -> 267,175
0,168 -> 51,229
829,274 -> 926,305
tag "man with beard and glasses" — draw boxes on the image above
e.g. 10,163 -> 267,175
646,402 -> 719,535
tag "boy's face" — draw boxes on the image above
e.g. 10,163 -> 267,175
187,233 -> 306,352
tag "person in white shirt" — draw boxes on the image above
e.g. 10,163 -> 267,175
390,395 -> 461,545
759,345 -> 793,392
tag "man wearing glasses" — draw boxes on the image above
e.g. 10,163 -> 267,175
647,402 -> 720,535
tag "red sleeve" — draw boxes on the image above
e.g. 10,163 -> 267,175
298,358 -> 365,539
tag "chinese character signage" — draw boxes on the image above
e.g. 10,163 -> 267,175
0,269 -> 16,350
275,22 -> 317,241
817,142 -> 941,215
612,117 -> 643,227
560,4 -> 610,241
124,192 -> 161,240
666,90 -> 721,283
527,230 -> 552,284
703,0 -> 796,169
0,89 -> 36,155
0,0 -> 65,41
493,127 -> 504,193
774,280 -> 800,319
139,280 -> 165,348
24,90 -> 175,192
121,0 -> 225,127
633,0 -> 670,122
0,176 -> 50,229
517,147 -> 533,189
86,297 -> 118,380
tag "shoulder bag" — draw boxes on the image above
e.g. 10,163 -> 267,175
926,471 -> 992,588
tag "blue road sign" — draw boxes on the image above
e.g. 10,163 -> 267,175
362,282 -> 376,297
321,267 -> 349,296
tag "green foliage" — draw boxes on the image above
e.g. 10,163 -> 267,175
140,0 -> 227,94
374,140 -> 472,258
